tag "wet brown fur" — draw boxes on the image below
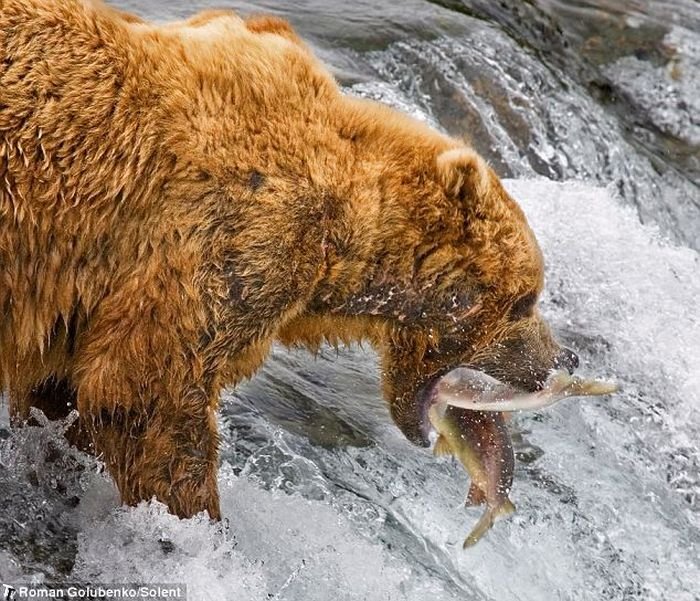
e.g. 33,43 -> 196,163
0,0 -> 565,518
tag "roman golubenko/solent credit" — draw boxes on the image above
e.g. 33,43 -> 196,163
8,585 -> 186,599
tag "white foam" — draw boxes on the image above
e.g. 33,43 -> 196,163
509,178 -> 699,420
68,465 -> 456,601
1,180 -> 698,600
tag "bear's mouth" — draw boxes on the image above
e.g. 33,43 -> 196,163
415,365 -> 534,445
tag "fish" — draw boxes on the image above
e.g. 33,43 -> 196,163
434,368 -> 618,413
427,368 -> 618,547
428,403 -> 515,548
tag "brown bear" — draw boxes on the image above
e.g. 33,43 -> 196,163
0,0 -> 578,520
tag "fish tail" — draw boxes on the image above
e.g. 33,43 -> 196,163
462,499 -> 516,548
463,509 -> 495,548
497,497 -> 516,517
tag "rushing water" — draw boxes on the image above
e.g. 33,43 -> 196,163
1,1 -> 698,600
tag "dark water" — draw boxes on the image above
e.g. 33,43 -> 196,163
1,2 -> 699,600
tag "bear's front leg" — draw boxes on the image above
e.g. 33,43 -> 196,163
84,394 -> 221,520
73,285 -> 224,520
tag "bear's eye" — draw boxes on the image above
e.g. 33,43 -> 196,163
510,292 -> 537,320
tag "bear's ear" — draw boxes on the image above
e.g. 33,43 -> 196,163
436,148 -> 490,201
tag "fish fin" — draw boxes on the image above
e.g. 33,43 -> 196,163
569,378 -> 619,397
496,498 -> 516,518
433,435 -> 453,457
465,483 -> 487,507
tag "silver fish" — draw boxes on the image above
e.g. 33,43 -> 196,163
428,367 -> 618,547
435,368 -> 618,412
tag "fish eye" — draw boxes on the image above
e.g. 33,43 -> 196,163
510,292 -> 537,320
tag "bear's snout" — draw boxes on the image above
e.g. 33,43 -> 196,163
553,347 -> 579,374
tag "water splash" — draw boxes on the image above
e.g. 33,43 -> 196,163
2,180 -> 698,600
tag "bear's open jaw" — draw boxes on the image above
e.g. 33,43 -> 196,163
416,366 -> 489,444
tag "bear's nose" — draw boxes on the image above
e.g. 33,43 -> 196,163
555,347 -> 579,374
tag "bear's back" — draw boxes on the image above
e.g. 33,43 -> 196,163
0,0 -> 344,368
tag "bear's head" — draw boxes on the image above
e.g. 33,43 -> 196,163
355,148 -> 577,445
279,145 -> 578,446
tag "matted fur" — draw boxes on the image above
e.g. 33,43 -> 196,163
0,0 -> 566,518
